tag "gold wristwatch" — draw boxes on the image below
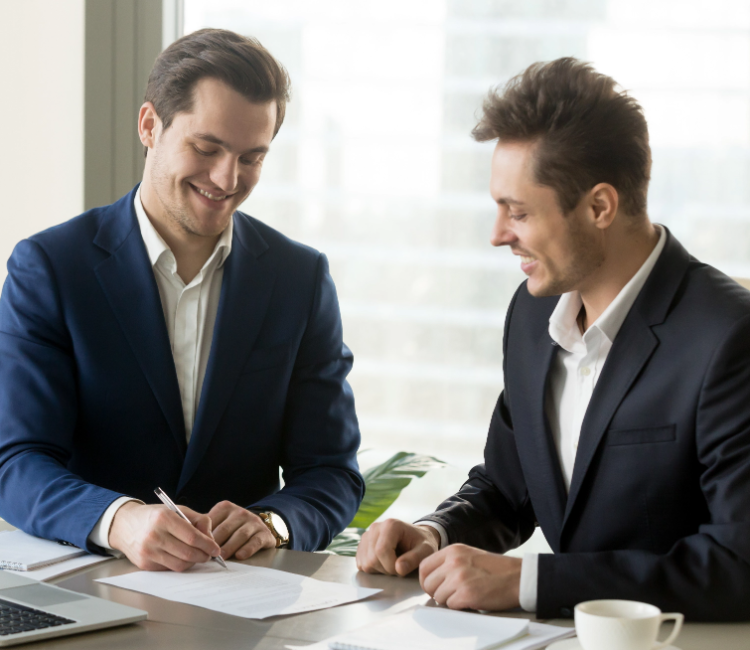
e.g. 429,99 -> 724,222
256,511 -> 289,548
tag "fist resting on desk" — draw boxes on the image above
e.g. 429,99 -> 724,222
109,501 -> 276,571
356,518 -> 521,611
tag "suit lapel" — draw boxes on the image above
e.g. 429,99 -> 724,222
93,188 -> 186,457
178,215 -> 274,492
524,330 -> 568,550
562,313 -> 658,528
561,226 -> 691,531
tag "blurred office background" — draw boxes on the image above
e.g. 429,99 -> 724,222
2,0 -> 749,552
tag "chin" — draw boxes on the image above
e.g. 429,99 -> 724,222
527,278 -> 563,299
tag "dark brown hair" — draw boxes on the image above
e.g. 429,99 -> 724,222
144,28 -> 291,152
473,57 -> 651,217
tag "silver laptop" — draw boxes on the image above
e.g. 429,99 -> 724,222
0,571 -> 146,646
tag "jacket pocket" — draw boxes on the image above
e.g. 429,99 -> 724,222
606,424 -> 676,446
241,343 -> 292,374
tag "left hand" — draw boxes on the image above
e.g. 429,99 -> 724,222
419,544 -> 522,611
207,501 -> 277,560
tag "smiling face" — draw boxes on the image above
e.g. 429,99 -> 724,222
489,140 -> 605,297
140,76 -> 277,241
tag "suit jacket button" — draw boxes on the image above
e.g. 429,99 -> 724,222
560,607 -> 572,618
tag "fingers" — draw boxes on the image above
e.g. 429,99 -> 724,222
109,503 -> 222,572
180,506 -> 213,539
232,527 -> 276,560
205,502 -> 276,559
356,520 -> 438,576
207,500 -> 235,530
419,547 -> 445,594
394,542 -> 435,576
161,509 -> 221,559
219,520 -> 268,559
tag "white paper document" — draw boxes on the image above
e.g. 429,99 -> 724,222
97,561 -> 381,619
286,606 -> 575,650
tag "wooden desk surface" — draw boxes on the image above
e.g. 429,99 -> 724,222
11,549 -> 749,649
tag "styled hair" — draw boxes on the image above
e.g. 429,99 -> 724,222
473,57 -> 651,217
144,28 -> 291,152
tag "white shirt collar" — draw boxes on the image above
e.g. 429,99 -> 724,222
134,185 -> 233,270
548,224 -> 667,352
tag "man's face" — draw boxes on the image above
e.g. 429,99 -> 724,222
144,77 -> 277,239
489,141 -> 604,297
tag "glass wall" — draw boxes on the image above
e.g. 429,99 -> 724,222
184,0 -> 750,551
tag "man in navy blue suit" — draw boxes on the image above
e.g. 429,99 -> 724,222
357,58 -> 750,621
0,29 -> 363,571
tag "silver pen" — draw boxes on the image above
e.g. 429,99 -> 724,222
154,487 -> 228,569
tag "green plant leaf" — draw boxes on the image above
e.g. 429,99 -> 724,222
349,452 -> 446,529
324,528 -> 365,557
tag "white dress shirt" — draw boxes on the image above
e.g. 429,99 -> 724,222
88,187 -> 233,549
421,225 -> 666,612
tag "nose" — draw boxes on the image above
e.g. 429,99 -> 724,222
209,154 -> 239,194
490,209 -> 517,247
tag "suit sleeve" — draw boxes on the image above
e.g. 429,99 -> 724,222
538,313 -> 750,621
418,284 -> 537,552
0,240 -> 125,552
249,253 -> 364,551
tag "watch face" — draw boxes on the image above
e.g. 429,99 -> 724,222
269,512 -> 289,541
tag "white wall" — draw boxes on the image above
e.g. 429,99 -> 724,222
0,0 -> 85,283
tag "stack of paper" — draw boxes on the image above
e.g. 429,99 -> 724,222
287,606 -> 575,650
97,561 -> 381,619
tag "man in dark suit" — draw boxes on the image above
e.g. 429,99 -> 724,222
0,29 -> 363,571
356,58 -> 750,620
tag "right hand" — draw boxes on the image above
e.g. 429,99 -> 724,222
108,502 -> 222,572
356,519 -> 440,576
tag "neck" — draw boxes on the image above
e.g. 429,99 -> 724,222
140,181 -> 220,285
578,220 -> 659,331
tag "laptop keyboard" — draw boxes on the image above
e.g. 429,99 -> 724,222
0,598 -> 75,635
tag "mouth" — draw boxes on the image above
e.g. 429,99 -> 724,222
515,253 -> 538,275
189,183 -> 233,205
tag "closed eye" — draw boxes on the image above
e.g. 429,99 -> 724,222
510,213 -> 527,220
193,145 -> 217,157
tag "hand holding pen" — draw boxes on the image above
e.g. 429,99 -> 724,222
155,487 -> 228,569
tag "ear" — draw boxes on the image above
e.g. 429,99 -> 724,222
138,102 -> 161,150
588,183 -> 619,230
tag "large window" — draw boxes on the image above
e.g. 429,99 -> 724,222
184,0 -> 750,551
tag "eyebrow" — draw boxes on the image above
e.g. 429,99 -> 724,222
192,132 -> 269,155
496,197 -> 525,206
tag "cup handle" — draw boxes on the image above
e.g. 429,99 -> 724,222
653,612 -> 684,649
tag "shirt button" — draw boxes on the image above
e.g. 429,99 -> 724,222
580,366 -> 591,376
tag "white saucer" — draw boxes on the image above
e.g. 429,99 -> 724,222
547,639 -> 681,650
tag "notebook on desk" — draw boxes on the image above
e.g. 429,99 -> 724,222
328,606 -> 530,650
0,531 -> 85,571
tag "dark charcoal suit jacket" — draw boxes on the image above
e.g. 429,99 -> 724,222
0,186 -> 364,553
421,228 -> 750,620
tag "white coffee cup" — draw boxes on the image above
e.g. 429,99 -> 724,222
574,599 -> 684,650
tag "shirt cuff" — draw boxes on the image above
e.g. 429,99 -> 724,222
519,553 -> 539,612
415,520 -> 448,549
88,497 -> 143,550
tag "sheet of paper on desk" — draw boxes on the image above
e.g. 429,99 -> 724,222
96,561 -> 381,619
286,606 -> 575,650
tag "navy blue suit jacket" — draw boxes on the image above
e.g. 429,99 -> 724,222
421,229 -> 750,620
0,187 -> 364,553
